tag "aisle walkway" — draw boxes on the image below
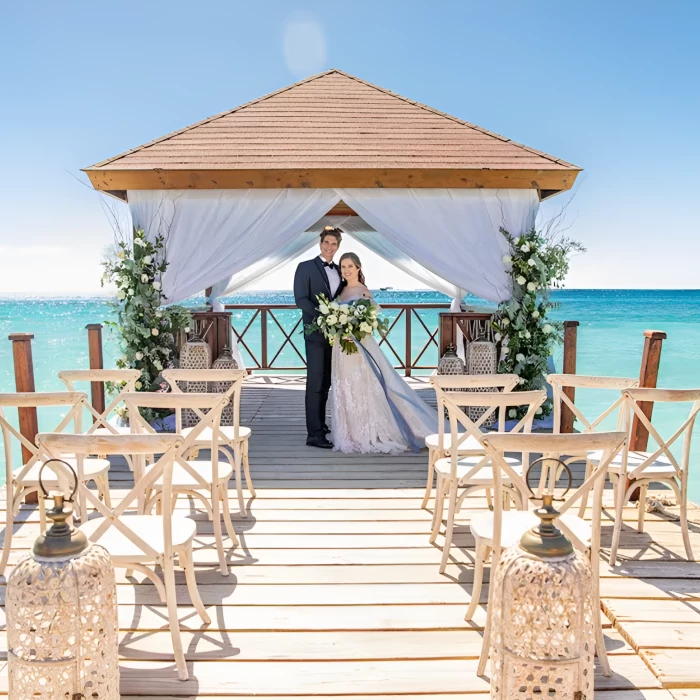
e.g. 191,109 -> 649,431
1,382 -> 699,697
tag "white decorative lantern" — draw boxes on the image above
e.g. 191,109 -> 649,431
7,460 -> 119,700
212,345 -> 238,425
490,468 -> 594,699
466,332 -> 498,427
438,344 -> 465,375
180,330 -> 212,427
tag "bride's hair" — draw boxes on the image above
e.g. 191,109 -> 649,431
339,252 -> 365,285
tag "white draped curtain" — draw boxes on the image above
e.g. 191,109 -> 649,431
128,187 -> 539,365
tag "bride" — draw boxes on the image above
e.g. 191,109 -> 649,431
330,252 -> 439,454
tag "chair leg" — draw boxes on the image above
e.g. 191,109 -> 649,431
242,441 -> 256,497
430,475 -> 446,544
233,445 -> 245,516
211,487 -> 228,576
465,542 -> 487,621
476,547 -> 497,676
637,483 -> 648,533
221,483 -> 240,547
163,554 -> 189,681
578,460 -> 592,518
595,596 -> 612,676
679,493 -> 694,561
439,481 -> 459,574
422,449 -> 436,509
485,488 -> 493,511
99,475 -> 112,509
608,476 -> 627,567
0,489 -> 14,577
181,544 -> 211,625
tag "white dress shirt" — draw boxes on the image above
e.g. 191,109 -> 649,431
319,255 -> 341,297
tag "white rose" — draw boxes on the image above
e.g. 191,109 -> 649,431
135,351 -> 144,361
117,290 -> 126,300
318,303 -> 329,315
135,381 -> 142,389
143,255 -> 152,264
509,409 -> 517,418
141,274 -> 149,283
339,314 -> 348,325
134,238 -> 146,247
524,330 -> 531,339
528,258 -> 536,267
532,310 -> 540,319
339,304 -> 350,313
502,255 -> 512,264
494,332 -> 502,342
184,327 -> 190,333
516,275 -> 526,286
152,281 -> 161,290
518,377 -> 526,385
154,360 -> 163,371
327,315 -> 338,325
520,243 -> 530,252
152,328 -> 159,336
536,407 -> 543,415
117,250 -> 125,259
360,322 -> 372,333
543,324 -> 553,334
330,301 -> 339,311
155,311 -> 162,318
128,289 -> 134,296
502,318 -> 510,327
516,353 -> 525,362
502,346 -> 509,355
372,320 -> 378,329
527,282 -> 536,292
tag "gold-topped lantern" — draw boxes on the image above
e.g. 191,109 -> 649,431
6,460 -> 119,700
211,345 -> 239,426
490,459 -> 594,699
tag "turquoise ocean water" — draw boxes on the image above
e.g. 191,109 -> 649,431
1,290 -> 699,501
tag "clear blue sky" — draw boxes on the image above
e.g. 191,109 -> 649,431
1,1 -> 698,294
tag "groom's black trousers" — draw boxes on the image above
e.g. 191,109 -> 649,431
305,339 -> 332,439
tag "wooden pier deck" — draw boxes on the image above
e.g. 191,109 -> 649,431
2,380 -> 700,698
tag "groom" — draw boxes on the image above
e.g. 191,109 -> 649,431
294,226 -> 345,449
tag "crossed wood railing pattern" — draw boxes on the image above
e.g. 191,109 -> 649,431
224,303 -> 451,375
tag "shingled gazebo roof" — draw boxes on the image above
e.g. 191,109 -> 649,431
85,69 -> 580,201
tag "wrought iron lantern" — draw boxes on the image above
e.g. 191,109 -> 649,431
490,459 -> 594,699
6,460 -> 119,700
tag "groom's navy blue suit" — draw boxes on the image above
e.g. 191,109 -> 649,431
294,257 -> 346,439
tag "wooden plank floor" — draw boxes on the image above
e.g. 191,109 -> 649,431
1,380 -> 700,697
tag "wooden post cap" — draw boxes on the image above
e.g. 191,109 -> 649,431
644,330 -> 667,340
563,320 -> 580,328
85,323 -> 104,330
8,333 -> 34,341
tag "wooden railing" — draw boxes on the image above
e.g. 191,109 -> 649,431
224,303 -> 452,376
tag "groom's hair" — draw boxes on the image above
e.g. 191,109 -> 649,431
320,225 -> 343,244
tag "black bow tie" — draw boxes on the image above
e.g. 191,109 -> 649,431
322,260 -> 337,270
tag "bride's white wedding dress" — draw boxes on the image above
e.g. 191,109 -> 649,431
330,292 -> 438,454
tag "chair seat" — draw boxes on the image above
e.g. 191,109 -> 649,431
81,514 -> 196,560
425,433 -> 483,453
182,425 -> 251,444
470,510 -> 591,549
151,460 -> 234,488
434,455 -> 522,484
90,426 -> 132,436
589,449 -> 676,476
15,457 -> 110,485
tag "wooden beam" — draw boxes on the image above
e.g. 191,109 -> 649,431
560,321 -> 579,433
630,330 -> 667,452
86,168 -> 580,193
326,201 -> 357,217
86,324 -> 105,419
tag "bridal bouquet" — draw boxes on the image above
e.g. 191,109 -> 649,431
305,294 -> 389,355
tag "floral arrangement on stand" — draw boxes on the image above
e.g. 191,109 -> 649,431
492,226 -> 584,418
101,227 -> 192,421
305,294 -> 390,354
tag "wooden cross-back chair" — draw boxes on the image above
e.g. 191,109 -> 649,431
125,391 -> 239,576
428,386 -> 547,574
473,430 -> 628,677
604,388 -> 700,564
548,374 -> 638,516
0,392 -> 112,575
422,374 -> 519,509
36,432 -> 207,682
162,369 -> 254,514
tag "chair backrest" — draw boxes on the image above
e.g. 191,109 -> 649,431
621,388 -> 700,482
162,368 -> 246,438
482,431 -> 628,555
0,392 -> 88,487
433,386 -> 547,480
548,374 -> 638,434
58,369 -> 140,434
123,391 -> 230,490
37,432 -> 184,560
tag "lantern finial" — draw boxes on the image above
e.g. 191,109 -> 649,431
33,459 -> 88,559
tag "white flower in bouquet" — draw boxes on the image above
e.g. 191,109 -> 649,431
543,324 -> 553,334
327,314 -> 338,326
527,282 -> 536,292
117,290 -> 126,300
152,328 -> 159,336
128,288 -> 134,296
153,360 -> 163,371
520,243 -> 530,252
330,301 -> 339,311
494,332 -> 502,342
135,351 -> 144,361
134,238 -> 147,248
516,353 -> 525,362
117,250 -> 125,259
532,310 -> 540,318
502,346 -> 509,355
143,255 -> 152,264
339,314 -> 348,325
516,275 -> 526,285
536,407 -> 543,415
501,318 -> 510,326
184,326 -> 190,333
518,377 -> 526,385
359,322 -> 372,334
141,274 -> 149,283
318,303 -> 329,314
528,258 -> 536,267
339,304 -> 350,314
372,320 -> 378,329
524,330 -> 531,339
502,255 -> 512,264
509,408 -> 517,418
155,310 -> 162,318
135,381 -> 142,389
152,281 -> 161,290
